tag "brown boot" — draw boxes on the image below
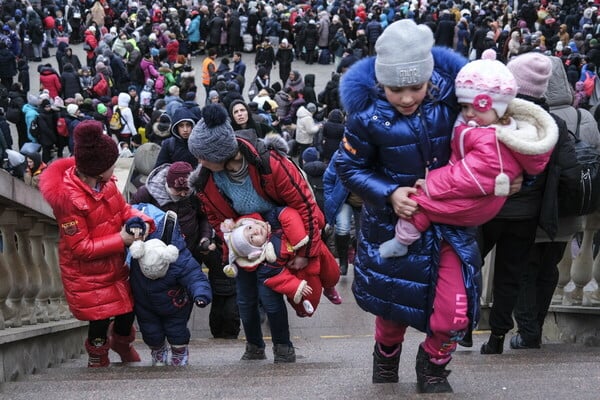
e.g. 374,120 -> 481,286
85,339 -> 110,368
108,322 -> 141,362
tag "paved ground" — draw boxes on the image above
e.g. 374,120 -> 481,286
1,270 -> 600,400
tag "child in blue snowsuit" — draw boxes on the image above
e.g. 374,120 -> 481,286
127,203 -> 212,366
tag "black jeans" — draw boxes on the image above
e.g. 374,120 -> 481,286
479,218 -> 538,336
513,241 -> 566,342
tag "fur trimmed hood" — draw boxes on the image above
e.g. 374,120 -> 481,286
495,98 -> 558,157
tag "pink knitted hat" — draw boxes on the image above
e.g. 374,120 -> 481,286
455,54 -> 518,118
506,52 -> 553,99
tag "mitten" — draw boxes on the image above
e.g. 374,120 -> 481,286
125,216 -> 146,237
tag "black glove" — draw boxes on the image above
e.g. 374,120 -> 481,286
199,238 -> 213,252
125,216 -> 146,237
195,299 -> 207,308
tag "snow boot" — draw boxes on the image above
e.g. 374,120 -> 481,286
415,345 -> 453,393
108,322 -> 141,362
85,339 -> 110,368
372,342 -> 401,383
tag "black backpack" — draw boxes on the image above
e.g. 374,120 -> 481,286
556,110 -> 600,217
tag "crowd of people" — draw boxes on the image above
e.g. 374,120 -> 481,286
2,0 -> 600,394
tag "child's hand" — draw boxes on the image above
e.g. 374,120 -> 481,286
199,238 -> 217,252
414,179 -> 426,189
389,186 -> 418,218
195,299 -> 207,308
125,217 -> 147,239
220,219 -> 236,233
120,225 -> 137,246
301,284 -> 313,297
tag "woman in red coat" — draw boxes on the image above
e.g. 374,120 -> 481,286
39,120 -> 155,367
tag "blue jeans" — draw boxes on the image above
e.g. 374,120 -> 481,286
335,203 -> 361,236
236,267 -> 291,348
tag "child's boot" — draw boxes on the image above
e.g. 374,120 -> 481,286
108,322 -> 141,362
415,345 -> 453,393
372,342 -> 401,383
85,338 -> 110,368
150,342 -> 169,366
171,345 -> 189,366
323,287 -> 342,304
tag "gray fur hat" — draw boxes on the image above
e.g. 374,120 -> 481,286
375,19 -> 434,87
188,104 -> 239,163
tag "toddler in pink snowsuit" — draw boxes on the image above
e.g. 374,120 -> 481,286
379,55 -> 559,258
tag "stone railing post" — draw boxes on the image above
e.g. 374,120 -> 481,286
553,241 -> 574,304
44,225 -> 63,321
30,221 -> 51,323
15,215 -> 42,325
0,208 -> 25,327
570,228 -> 594,305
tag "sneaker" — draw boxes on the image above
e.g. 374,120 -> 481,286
372,343 -> 401,383
241,343 -> 267,360
323,287 -> 342,304
150,343 -> 169,366
170,345 -> 189,366
273,343 -> 296,363
509,333 -> 541,349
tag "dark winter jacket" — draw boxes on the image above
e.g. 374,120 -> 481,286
60,63 -> 82,99
336,49 -> 481,333
129,203 -> 212,346
37,108 -> 58,147
155,107 -> 199,168
320,109 -> 345,161
0,47 -> 17,79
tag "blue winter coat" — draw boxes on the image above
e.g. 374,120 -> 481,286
336,48 -> 482,333
128,203 -> 212,346
187,16 -> 201,43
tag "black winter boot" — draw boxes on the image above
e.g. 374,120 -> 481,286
480,333 -> 505,354
458,329 -> 473,348
415,345 -> 453,393
372,342 -> 401,383
335,234 -> 351,275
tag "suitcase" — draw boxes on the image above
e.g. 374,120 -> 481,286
318,48 -> 331,65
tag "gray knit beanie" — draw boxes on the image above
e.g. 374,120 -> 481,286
188,104 -> 239,163
375,19 -> 434,87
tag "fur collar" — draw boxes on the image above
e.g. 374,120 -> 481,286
495,98 -> 558,155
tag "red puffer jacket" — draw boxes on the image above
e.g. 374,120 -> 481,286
39,158 -> 154,321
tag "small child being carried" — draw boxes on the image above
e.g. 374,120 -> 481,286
379,52 -> 559,258
222,206 -> 342,317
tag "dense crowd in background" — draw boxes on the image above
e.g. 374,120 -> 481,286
0,0 -> 599,181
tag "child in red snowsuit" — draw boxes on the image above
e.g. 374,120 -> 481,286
223,206 -> 341,316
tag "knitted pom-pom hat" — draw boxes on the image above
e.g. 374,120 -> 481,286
455,51 -> 518,118
188,104 -> 239,163
74,120 -> 118,176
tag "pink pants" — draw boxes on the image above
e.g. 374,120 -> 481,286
374,242 -> 468,363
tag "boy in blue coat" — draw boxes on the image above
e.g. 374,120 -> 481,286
127,203 -> 212,366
